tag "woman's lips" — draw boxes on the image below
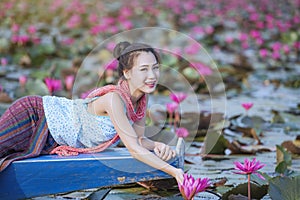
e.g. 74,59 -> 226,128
145,82 -> 156,88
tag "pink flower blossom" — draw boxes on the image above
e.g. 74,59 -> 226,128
18,35 -> 30,45
121,20 -> 133,30
191,62 -> 213,76
225,36 -> 234,44
88,13 -> 98,24
45,77 -> 62,95
239,32 -> 248,42
271,42 -> 281,51
106,42 -> 116,51
105,59 -> 118,70
178,173 -> 210,200
64,75 -> 75,91
294,41 -> 300,50
250,30 -> 261,39
184,13 -> 198,23
249,13 -> 260,21
66,14 -> 81,29
176,127 -> 189,138
1,57 -> 8,66
166,102 -> 179,114
90,25 -> 106,35
271,51 -> 281,60
184,43 -> 200,55
282,45 -> 290,54
61,37 -> 75,46
120,7 -> 133,18
259,49 -> 268,58
27,25 -> 36,34
234,158 -> 265,179
170,92 -> 187,104
241,102 -> 253,111
205,26 -> 214,34
102,17 -> 115,25
11,24 -> 20,33
19,75 -> 27,87
80,88 -> 96,99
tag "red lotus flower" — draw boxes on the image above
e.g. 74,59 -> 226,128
234,158 -> 265,200
19,75 -> 27,88
178,173 -> 210,200
176,127 -> 189,138
170,92 -> 187,104
45,77 -> 62,95
234,158 -> 265,179
65,75 -> 75,91
241,102 -> 253,111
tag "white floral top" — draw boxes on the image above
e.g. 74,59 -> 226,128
43,96 -> 128,148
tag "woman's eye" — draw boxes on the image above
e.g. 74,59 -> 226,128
153,66 -> 160,70
140,68 -> 147,71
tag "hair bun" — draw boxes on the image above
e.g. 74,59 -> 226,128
113,41 -> 131,59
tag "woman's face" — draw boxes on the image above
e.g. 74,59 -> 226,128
124,51 -> 160,97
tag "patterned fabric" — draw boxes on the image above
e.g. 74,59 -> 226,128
50,79 -> 147,156
0,96 -> 57,172
43,96 -> 123,148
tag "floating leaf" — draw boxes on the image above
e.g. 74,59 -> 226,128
222,182 -> 268,200
201,131 -> 229,155
269,176 -> 300,200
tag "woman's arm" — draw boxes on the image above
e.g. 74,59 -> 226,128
134,119 -> 176,161
101,92 -> 183,183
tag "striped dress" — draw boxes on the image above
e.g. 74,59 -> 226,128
0,96 -> 57,172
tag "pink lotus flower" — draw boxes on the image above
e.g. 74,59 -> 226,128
1,57 -> 8,66
234,158 -> 265,200
65,75 -> 75,91
61,37 -> 75,46
176,127 -> 189,138
166,102 -> 178,126
184,43 -> 200,55
259,49 -> 268,58
239,32 -> 248,42
241,102 -> 253,111
191,62 -> 213,76
170,92 -> 187,104
11,24 -> 20,33
166,102 -> 179,114
45,77 -> 62,95
234,158 -> 265,179
19,75 -> 27,88
27,25 -> 36,34
225,36 -> 234,44
105,59 -> 118,70
66,14 -> 81,29
88,13 -> 98,24
178,173 -> 210,200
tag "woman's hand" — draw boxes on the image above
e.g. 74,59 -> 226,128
173,168 -> 184,185
153,142 -> 176,161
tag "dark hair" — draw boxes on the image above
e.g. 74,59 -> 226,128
113,41 -> 161,77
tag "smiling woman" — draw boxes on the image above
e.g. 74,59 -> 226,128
0,41 -> 184,184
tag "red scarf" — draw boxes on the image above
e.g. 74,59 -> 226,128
50,79 -> 147,156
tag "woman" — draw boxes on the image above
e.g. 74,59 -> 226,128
0,41 -> 183,184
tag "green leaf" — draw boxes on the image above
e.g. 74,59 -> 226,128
222,182 -> 268,200
202,131 -> 229,155
269,176 -> 300,200
276,145 -> 292,167
25,79 -> 49,96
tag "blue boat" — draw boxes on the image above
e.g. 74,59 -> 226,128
0,144 -> 184,199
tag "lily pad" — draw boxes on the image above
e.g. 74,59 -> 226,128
269,176 -> 300,200
222,182 -> 268,200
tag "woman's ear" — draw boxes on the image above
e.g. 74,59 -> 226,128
123,70 -> 131,80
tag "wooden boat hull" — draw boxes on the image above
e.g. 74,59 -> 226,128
0,148 -> 181,199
